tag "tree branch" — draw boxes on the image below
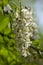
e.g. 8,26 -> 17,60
30,45 -> 43,58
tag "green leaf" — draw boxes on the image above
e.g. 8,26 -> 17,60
0,35 -> 4,43
2,0 -> 8,5
0,16 -> 9,31
0,47 -> 9,57
32,40 -> 39,47
0,7 -> 2,12
3,27 -> 11,35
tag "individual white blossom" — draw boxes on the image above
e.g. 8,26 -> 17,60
22,50 -> 27,57
4,4 -> 12,13
15,9 -> 19,18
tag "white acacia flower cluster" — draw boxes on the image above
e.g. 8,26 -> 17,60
12,7 -> 38,57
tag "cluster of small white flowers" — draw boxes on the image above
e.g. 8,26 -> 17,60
12,7 -> 38,57
4,4 -> 12,13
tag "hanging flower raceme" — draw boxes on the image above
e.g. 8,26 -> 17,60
12,7 -> 38,57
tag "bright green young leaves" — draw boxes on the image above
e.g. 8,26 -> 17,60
2,0 -> 8,5
0,14 -> 9,32
3,27 -> 11,35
